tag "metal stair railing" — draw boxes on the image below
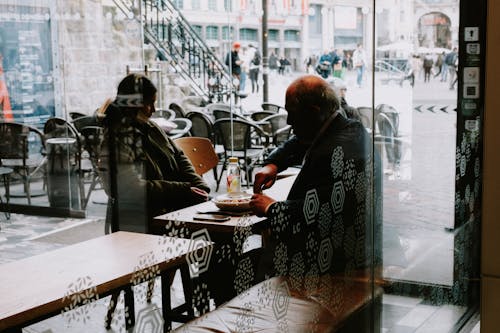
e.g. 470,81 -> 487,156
113,0 -> 234,103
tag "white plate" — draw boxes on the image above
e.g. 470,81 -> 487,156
212,193 -> 252,212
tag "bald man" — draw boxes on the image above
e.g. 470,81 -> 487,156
250,75 -> 378,277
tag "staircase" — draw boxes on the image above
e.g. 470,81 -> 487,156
113,0 -> 234,103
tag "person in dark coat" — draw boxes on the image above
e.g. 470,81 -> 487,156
99,73 -> 210,234
250,75 -> 380,282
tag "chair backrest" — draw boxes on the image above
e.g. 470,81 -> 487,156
261,102 -> 283,113
213,109 -> 248,122
0,122 -> 45,162
154,109 -> 176,121
250,110 -> 275,122
168,118 -> 193,139
168,102 -> 187,118
69,112 -> 86,121
186,111 -> 215,141
213,118 -> 267,152
79,126 -> 104,165
43,117 -> 80,141
0,122 -> 29,160
206,102 -> 231,113
262,114 -> 290,145
72,115 -> 100,132
174,137 -> 219,176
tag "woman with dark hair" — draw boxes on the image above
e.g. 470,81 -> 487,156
99,73 -> 210,234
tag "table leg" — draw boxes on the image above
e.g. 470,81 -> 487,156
124,285 -> 135,329
161,272 -> 173,332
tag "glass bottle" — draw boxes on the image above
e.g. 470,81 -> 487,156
226,157 -> 241,195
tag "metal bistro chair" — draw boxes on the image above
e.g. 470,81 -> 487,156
0,122 -> 46,205
213,118 -> 270,190
79,126 -> 105,208
72,115 -> 99,132
68,112 -> 87,121
261,113 -> 291,147
261,102 -> 285,113
168,102 -> 188,118
167,118 -> 192,140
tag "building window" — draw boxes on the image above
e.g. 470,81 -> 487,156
268,29 -> 279,41
239,28 -> 258,41
284,29 -> 300,42
172,0 -> 184,9
208,0 -> 217,11
224,0 -> 233,12
191,0 -> 200,10
206,26 -> 219,40
222,26 -> 234,40
192,25 -> 202,38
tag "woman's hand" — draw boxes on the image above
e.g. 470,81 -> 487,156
190,187 -> 209,202
250,193 -> 276,217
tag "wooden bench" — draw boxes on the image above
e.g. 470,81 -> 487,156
0,231 -> 210,332
173,275 -> 382,333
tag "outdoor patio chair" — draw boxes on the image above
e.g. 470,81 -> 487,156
167,118 -> 192,139
250,110 -> 276,122
72,115 -> 100,132
261,102 -> 285,113
79,126 -> 105,208
174,137 -> 219,176
213,118 -> 271,190
206,102 -> 231,114
375,104 -> 402,170
154,109 -> 176,121
212,109 -> 249,122
0,122 -> 46,205
68,112 -> 87,121
169,102 -> 187,118
261,113 -> 291,147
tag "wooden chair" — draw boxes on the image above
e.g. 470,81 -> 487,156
174,137 -> 219,176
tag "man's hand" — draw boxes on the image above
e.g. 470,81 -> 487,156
250,193 -> 276,217
253,164 -> 278,194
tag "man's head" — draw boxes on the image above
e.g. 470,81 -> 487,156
232,41 -> 241,51
285,75 -> 339,143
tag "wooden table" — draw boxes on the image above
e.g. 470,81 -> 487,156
0,231 -> 211,332
153,174 -> 297,235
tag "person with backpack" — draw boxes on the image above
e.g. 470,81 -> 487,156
248,44 -> 261,93
422,54 -> 434,83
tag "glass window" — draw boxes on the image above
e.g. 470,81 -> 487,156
172,0 -> 184,9
224,0 -> 233,12
206,25 -> 219,40
208,0 -> 217,11
268,29 -> 279,41
239,28 -> 258,41
284,29 -> 300,41
192,25 -> 202,37
222,26 -> 234,40
191,0 -> 201,10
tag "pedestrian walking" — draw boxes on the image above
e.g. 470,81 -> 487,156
352,44 -> 366,87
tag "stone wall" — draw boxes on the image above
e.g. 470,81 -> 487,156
56,0 -> 144,115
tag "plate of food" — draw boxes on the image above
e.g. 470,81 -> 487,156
212,193 -> 252,212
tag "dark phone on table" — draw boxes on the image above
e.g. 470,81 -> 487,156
193,214 -> 231,222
